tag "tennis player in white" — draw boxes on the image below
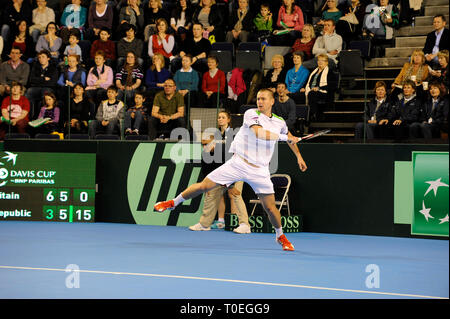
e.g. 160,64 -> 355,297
154,89 -> 307,251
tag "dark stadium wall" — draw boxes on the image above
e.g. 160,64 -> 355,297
4,140 -> 448,237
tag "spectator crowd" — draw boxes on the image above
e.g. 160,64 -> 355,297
0,0 -> 447,141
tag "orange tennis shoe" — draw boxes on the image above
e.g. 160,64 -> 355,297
276,234 -> 295,251
154,200 -> 175,212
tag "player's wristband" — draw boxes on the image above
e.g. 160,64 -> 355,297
278,134 -> 288,141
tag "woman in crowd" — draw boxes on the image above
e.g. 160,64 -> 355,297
118,0 -> 145,37
285,51 -> 310,104
60,0 -> 87,44
35,21 -> 62,62
87,0 -> 114,40
192,0 -> 224,42
362,0 -> 399,57
391,49 -> 429,101
286,24 -> 316,70
170,0 -> 194,42
145,53 -> 171,100
301,53 -> 338,121
174,54 -> 199,107
86,50 -> 114,106
354,80 -> 392,140
262,54 -> 287,93
30,0 -> 56,43
2,20 -> 34,62
148,18 -> 175,66
274,0 -> 304,46
143,0 -> 170,42
115,51 -> 144,104
199,55 -> 226,108
67,83 -> 92,134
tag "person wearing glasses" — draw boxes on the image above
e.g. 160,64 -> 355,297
148,78 -> 186,140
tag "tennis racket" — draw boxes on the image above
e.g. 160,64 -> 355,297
297,129 -> 331,142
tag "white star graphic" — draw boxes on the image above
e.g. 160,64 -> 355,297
424,178 -> 449,197
439,214 -> 449,224
419,201 -> 434,222
1,152 -> 18,166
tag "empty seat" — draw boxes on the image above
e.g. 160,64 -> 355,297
235,50 -> 261,71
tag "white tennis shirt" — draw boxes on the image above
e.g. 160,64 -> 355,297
229,108 -> 287,167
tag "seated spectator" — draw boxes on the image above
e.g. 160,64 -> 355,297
117,23 -> 144,67
60,0 -> 88,44
192,0 -> 224,42
88,85 -> 125,138
86,0 -> 114,40
57,54 -> 87,90
148,78 -> 185,139
67,83 -> 91,133
115,51 -> 144,104
335,0 -> 367,44
0,47 -> 30,97
225,0 -> 254,45
423,15 -> 449,69
63,30 -> 83,63
303,19 -> 342,71
145,53 -> 171,99
0,81 -> 30,140
35,22 -> 62,62
301,53 -> 338,121
143,0 -> 170,42
118,0 -> 144,37
287,24 -> 316,68
171,22 -> 211,74
148,18 -> 175,65
391,49 -> 429,101
273,0 -> 304,46
362,0 -> 399,58
285,51 -> 309,104
170,0 -> 194,42
33,92 -> 60,135
89,27 -> 116,66
124,91 -> 148,135
2,20 -> 34,63
1,0 -> 32,44
273,82 -> 296,133
86,50 -> 114,106
253,2 -> 273,40
429,50 -> 449,93
30,0 -> 55,43
354,80 -> 392,140
25,49 -> 58,118
317,0 -> 343,26
410,81 -> 449,139
262,54 -> 287,93
199,55 -> 226,108
384,80 -> 421,139
174,54 -> 199,107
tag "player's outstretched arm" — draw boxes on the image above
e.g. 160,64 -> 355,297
287,132 -> 307,172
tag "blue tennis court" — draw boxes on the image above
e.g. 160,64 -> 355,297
0,221 -> 447,300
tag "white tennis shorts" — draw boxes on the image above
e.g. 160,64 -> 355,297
206,154 -> 274,194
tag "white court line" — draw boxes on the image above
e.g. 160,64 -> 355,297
0,265 -> 447,299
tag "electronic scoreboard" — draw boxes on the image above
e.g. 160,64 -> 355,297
0,151 -> 96,222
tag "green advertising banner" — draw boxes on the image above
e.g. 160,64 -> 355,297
127,142 -> 205,227
412,152 -> 449,237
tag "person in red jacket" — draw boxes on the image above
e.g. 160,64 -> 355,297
199,55 -> 226,108
0,81 -> 30,140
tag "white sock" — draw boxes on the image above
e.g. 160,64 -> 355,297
173,194 -> 185,206
218,218 -> 225,223
275,227 -> 283,238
